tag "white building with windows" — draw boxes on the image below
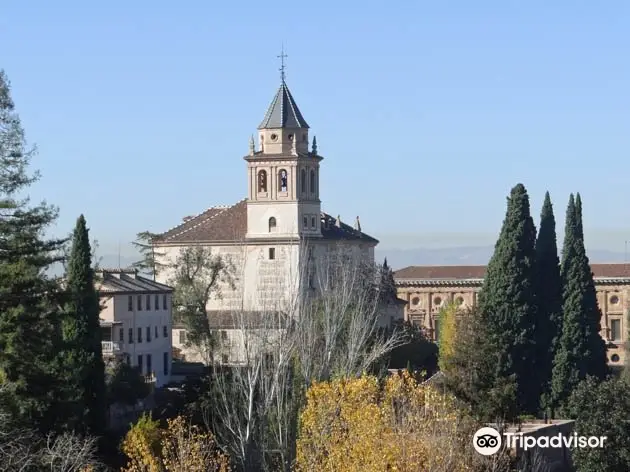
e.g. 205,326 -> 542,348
153,70 -> 403,363
97,269 -> 174,387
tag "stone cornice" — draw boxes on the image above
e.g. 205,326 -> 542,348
395,277 -> 630,287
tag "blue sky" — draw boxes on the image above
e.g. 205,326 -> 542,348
2,1 -> 629,256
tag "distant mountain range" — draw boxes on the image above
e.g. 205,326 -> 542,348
375,246 -> 629,270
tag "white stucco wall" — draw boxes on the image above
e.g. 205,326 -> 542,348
156,243 -> 303,312
100,293 -> 172,387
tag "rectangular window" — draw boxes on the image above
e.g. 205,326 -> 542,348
221,330 -> 228,341
311,216 -> 316,229
179,330 -> 187,345
222,354 -> 228,364
433,320 -> 440,342
303,216 -> 308,229
155,326 -> 158,339
163,352 -> 169,376
163,325 -> 168,337
146,294 -> 151,310
163,294 -> 167,310
128,328 -> 134,343
155,294 -> 159,310
269,248 -> 275,260
147,326 -> 151,342
137,355 -> 143,374
119,328 -> 124,342
146,354 -> 152,375
611,319 -> 622,342
128,295 -> 133,311
138,327 -> 143,343
137,295 -> 142,311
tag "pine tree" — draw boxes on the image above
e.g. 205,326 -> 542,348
0,70 -> 66,432
62,215 -> 106,435
535,192 -> 563,411
476,183 -> 539,416
132,231 -> 166,280
551,194 -> 608,413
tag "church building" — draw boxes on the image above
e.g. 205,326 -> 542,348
153,71 -> 379,323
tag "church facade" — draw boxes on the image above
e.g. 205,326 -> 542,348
152,76 -> 379,329
394,264 -> 629,367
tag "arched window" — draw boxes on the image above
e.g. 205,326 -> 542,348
258,170 -> 267,192
310,170 -> 316,194
300,169 -> 306,194
268,217 -> 277,232
278,169 -> 288,192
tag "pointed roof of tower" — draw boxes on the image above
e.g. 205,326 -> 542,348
258,80 -> 309,130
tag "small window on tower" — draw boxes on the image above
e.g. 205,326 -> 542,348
279,169 -> 288,192
310,170 -> 316,194
269,248 -> 275,260
303,216 -> 308,229
300,169 -> 306,194
311,216 -> 316,229
258,170 -> 267,192
268,217 -> 277,233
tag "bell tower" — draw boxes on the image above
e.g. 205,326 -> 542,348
244,53 -> 323,240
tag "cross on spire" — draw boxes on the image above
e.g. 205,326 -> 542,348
278,45 -> 288,82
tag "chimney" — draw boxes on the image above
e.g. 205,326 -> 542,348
336,215 -> 341,228
355,216 -> 361,232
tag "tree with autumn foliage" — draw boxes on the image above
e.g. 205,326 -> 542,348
438,302 -> 458,372
121,413 -> 230,472
295,372 -> 512,472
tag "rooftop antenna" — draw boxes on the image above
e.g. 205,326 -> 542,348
278,44 -> 288,82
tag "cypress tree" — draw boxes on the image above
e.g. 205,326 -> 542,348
62,215 -> 106,435
477,183 -> 539,416
378,258 -> 397,303
535,192 -> 563,411
0,70 -> 66,432
551,194 -> 608,412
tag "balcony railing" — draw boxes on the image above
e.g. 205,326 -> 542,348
102,341 -> 123,353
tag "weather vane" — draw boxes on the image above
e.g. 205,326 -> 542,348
278,45 -> 288,82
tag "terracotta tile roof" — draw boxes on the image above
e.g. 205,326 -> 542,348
155,200 -> 378,245
155,200 -> 248,244
394,263 -> 630,281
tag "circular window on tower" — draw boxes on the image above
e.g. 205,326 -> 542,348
270,133 -> 278,141
610,295 -> 619,305
434,297 -> 442,306
411,297 -> 420,306
456,296 -> 464,306
611,354 -> 620,363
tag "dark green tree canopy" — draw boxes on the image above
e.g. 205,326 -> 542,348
476,183 -> 539,416
0,70 -> 67,432
535,191 -> 563,411
60,214 -> 106,435
552,194 -> 609,412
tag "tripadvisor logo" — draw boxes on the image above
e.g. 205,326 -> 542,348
473,427 -> 607,455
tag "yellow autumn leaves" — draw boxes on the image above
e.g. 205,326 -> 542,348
295,371 -> 478,472
121,414 -> 230,472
